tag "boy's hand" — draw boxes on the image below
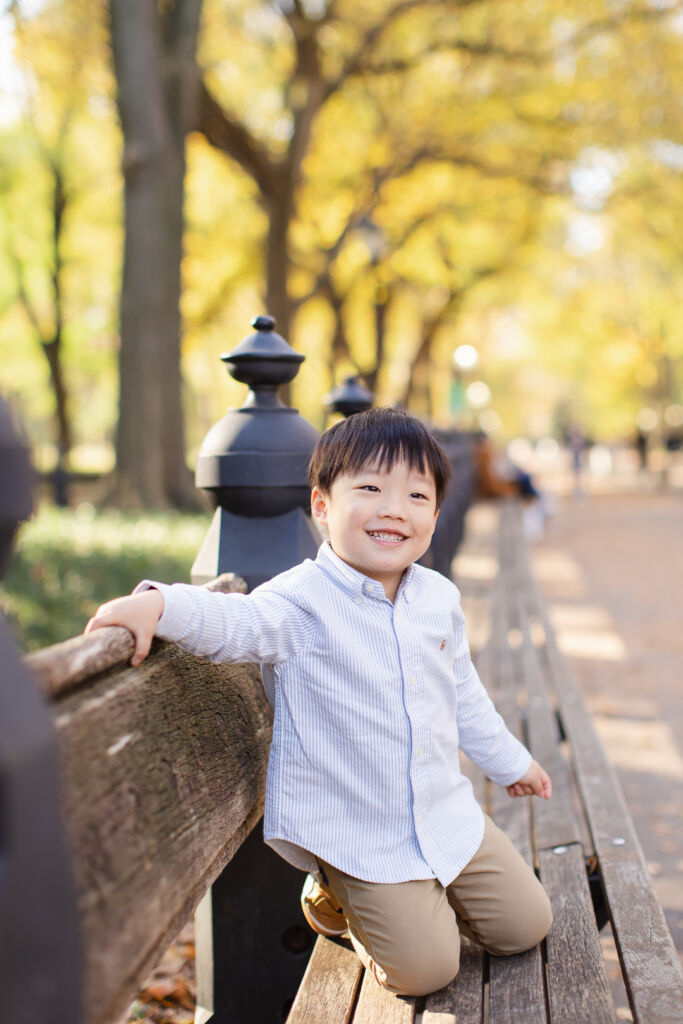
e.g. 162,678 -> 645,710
507,759 -> 552,800
85,590 -> 165,666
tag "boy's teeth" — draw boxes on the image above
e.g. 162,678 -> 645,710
369,531 -> 404,542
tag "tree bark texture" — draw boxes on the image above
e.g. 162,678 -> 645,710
109,0 -> 202,508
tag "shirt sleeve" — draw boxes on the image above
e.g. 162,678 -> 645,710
455,645 -> 532,787
133,579 -> 317,665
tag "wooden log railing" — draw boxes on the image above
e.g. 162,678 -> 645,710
26,574 -> 272,1024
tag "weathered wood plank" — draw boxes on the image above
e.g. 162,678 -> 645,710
286,937 -> 363,1024
422,937 -> 484,1024
486,542 -> 548,1024
510,526 -> 683,1022
531,593 -> 683,1022
27,573 -> 247,697
51,643 -> 272,1024
500,504 -> 580,851
539,843 -> 615,1024
489,949 -> 548,1024
351,972 -> 416,1024
487,554 -> 534,862
27,624 -> 135,698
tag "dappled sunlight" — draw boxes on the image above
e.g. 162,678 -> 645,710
586,693 -> 660,719
452,552 -> 499,581
548,603 -> 612,630
555,627 -> 627,661
545,598 -> 627,661
590,716 -> 683,781
531,550 -> 585,596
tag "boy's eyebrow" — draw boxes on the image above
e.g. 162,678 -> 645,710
354,465 -> 435,486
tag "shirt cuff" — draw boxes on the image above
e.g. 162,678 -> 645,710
133,580 -> 195,642
487,743 -> 533,787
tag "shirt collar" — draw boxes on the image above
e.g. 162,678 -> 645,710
315,541 -> 415,603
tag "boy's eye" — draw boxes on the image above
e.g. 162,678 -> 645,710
360,485 -> 380,492
411,492 -> 428,500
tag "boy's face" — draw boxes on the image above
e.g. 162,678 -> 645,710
311,459 -> 439,600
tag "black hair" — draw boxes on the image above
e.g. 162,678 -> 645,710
308,407 -> 452,508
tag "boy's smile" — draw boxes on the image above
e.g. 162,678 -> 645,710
311,460 -> 439,602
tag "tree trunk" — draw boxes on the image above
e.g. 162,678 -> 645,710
42,337 -> 71,459
399,310 -> 450,411
265,190 -> 292,343
108,0 -> 202,509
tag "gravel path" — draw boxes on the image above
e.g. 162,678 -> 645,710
532,492 -> 683,961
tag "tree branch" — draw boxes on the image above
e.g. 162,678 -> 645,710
198,80 -> 280,200
325,1 -> 681,90
322,0 -> 428,99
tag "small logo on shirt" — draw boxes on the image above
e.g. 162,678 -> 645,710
440,639 -> 447,651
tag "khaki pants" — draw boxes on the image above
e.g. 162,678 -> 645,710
320,816 -> 552,997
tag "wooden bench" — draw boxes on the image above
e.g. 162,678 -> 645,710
26,504 -> 683,1024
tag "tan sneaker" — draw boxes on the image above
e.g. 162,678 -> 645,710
301,873 -> 348,937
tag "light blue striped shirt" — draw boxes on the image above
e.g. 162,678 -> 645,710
139,541 -> 531,885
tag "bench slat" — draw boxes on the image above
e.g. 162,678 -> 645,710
485,572 -> 550,1024
526,582 -> 683,1024
505,502 -> 683,1024
498,509 -> 581,851
486,565 -> 536,864
489,950 -> 548,1023
352,973 -> 415,1023
498,507 -> 615,1021
52,645 -> 272,1024
286,936 -> 363,1024
539,843 -> 616,1024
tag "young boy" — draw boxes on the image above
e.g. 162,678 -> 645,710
86,407 -> 552,997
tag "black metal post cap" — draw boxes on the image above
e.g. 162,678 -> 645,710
220,315 -> 304,394
324,375 -> 374,417
251,315 -> 275,331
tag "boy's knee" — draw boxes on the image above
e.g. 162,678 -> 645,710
377,947 -> 460,997
487,887 -> 553,957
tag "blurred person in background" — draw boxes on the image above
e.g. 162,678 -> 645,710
473,433 -> 548,540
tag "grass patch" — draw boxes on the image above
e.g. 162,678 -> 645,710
1,502 -> 210,651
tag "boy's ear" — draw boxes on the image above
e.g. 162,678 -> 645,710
310,487 -> 328,525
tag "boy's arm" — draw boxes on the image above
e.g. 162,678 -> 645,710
454,633 -> 551,794
456,663 -> 552,799
85,579 -> 316,666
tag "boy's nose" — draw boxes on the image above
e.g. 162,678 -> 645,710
379,501 -> 407,519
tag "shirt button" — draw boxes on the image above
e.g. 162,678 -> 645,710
417,747 -> 423,758
416,813 -> 423,824
354,596 -> 362,605
410,676 -> 416,686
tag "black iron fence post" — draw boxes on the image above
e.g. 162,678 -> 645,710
192,315 -> 320,589
323,374 -> 374,419
0,396 -> 82,1024
191,317 -> 320,1024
